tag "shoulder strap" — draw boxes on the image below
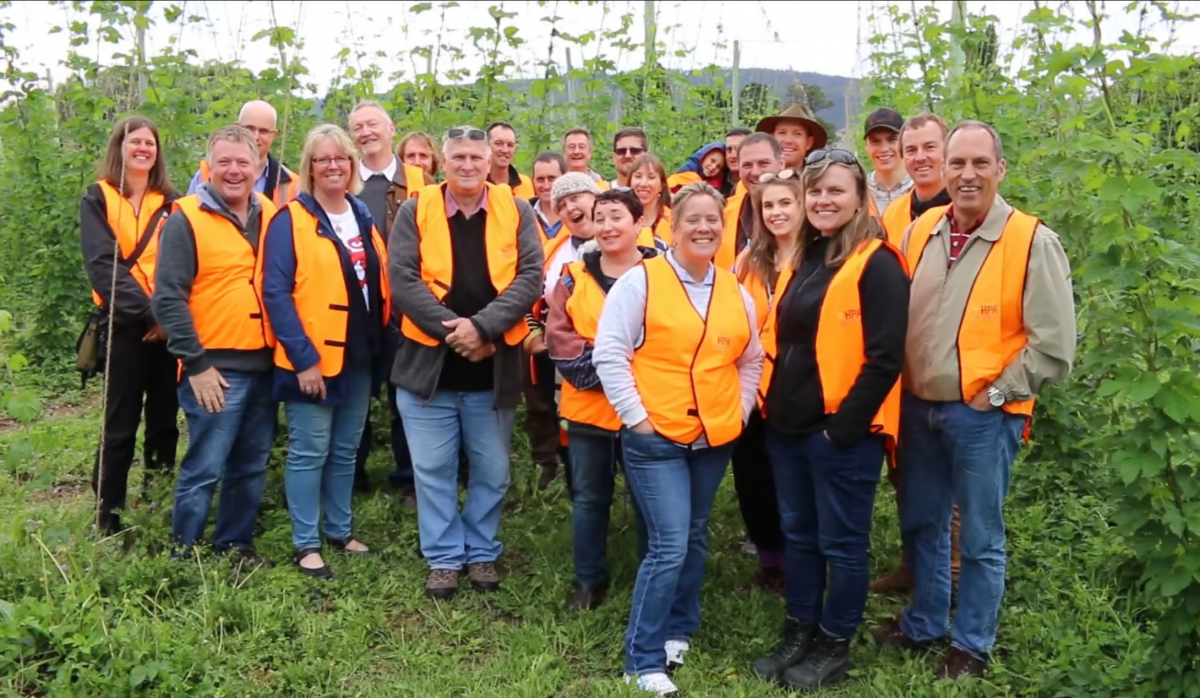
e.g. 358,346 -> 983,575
124,200 -> 171,268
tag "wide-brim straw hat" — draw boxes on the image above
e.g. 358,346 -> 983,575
756,103 -> 829,150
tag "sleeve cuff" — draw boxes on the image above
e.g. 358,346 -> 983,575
182,354 -> 211,377
992,373 -> 1027,402
620,405 -> 650,429
469,317 -> 493,344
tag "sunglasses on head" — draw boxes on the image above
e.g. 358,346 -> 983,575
804,148 -> 860,167
758,168 -> 801,184
445,127 -> 487,142
614,147 -> 645,157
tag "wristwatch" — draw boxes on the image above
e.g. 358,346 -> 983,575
986,385 -> 1006,408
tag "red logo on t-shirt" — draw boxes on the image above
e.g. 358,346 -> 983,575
348,235 -> 367,289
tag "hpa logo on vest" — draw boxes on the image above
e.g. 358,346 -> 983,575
715,336 -> 732,348
978,304 -> 1001,316
842,309 -> 862,322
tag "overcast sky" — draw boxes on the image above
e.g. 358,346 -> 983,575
4,1 -> 1198,92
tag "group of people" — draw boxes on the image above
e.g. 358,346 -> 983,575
80,95 -> 1077,695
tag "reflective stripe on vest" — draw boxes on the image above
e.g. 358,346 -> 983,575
558,262 -> 623,431
631,255 -> 752,447
906,207 -> 1038,418
718,183 -> 748,272
264,200 -> 390,377
401,182 -> 530,348
881,190 -> 914,247
174,193 -> 277,351
199,159 -> 299,210
91,180 -> 168,307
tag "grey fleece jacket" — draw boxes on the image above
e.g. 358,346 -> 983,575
388,188 -> 544,409
151,183 -> 273,376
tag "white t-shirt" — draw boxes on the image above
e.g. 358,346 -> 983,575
327,207 -> 370,309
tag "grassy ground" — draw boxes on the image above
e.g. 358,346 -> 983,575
0,399 -> 1147,697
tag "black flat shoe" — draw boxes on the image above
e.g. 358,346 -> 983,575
327,537 -> 371,555
293,549 -> 333,579
567,582 -> 609,612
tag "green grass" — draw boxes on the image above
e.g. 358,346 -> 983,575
0,402 -> 1149,697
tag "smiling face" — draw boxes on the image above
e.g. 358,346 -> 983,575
612,135 -> 646,177
123,127 -> 158,176
349,105 -> 395,161
805,164 -> 860,235
945,126 -> 1006,221
593,200 -> 640,255
208,138 -> 258,204
739,140 -> 783,191
310,137 -> 353,197
701,149 -> 726,178
902,121 -> 946,193
401,138 -> 436,175
673,193 -> 725,266
532,159 -> 563,207
558,192 -> 597,238
444,137 -> 489,197
773,121 -> 814,168
630,165 -> 662,209
238,102 -> 278,163
488,125 -> 516,170
760,183 -> 803,239
865,128 -> 901,177
564,133 -> 593,173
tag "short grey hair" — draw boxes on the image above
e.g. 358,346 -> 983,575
349,100 -> 391,122
946,119 -> 1004,161
238,100 -> 277,126
206,125 -> 260,165
441,125 -> 490,157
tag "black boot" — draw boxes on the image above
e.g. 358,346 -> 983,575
782,632 -> 851,691
751,617 -> 818,682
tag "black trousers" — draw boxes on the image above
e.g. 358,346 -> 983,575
523,350 -> 562,469
91,322 -> 180,532
355,385 -> 415,489
730,409 -> 785,558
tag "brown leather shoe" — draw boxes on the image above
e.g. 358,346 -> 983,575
426,569 -> 459,600
870,566 -> 913,595
938,647 -> 987,680
870,618 -> 934,652
468,562 -> 502,592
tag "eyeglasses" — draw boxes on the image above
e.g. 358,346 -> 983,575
804,148 -> 860,167
313,156 -> 352,167
757,168 -> 801,183
614,147 -> 645,157
239,124 -> 277,137
445,127 -> 487,142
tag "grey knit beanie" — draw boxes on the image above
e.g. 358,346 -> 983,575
551,172 -> 602,209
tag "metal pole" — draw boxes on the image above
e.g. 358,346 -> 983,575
949,0 -> 967,85
732,40 -> 740,126
644,0 -> 656,69
136,23 -> 147,105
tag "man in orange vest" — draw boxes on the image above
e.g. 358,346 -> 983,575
390,125 -> 544,600
718,131 -> 783,272
186,100 -> 299,209
153,125 -> 279,564
486,121 -> 535,199
725,126 -> 752,188
863,107 -> 914,217
872,120 -> 1076,680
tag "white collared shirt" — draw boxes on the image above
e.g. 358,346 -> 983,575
359,155 -> 398,183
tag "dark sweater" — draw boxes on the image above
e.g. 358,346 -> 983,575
765,234 -> 910,447
360,174 -> 393,237
437,210 -> 496,392
911,188 -> 952,218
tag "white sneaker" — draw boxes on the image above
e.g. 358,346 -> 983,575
624,672 -> 680,696
664,640 -> 690,671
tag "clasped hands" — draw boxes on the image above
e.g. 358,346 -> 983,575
442,318 -> 496,362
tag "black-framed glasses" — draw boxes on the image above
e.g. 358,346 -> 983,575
758,168 -> 801,183
445,127 -> 487,142
804,148 -> 859,167
614,146 -> 645,157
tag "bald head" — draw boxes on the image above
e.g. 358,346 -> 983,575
237,100 -> 279,162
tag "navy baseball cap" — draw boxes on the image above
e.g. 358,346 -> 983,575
864,108 -> 904,137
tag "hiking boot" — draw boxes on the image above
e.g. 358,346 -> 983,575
426,569 -> 459,600
665,639 -> 689,674
567,582 -> 608,611
752,617 -> 818,682
870,617 -> 934,652
869,566 -> 912,595
782,633 -> 851,691
537,462 -> 558,491
624,672 -> 679,696
938,647 -> 987,680
468,562 -> 501,592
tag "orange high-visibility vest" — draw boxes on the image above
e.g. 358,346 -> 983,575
174,193 -> 277,351
90,180 -> 170,307
905,207 -> 1039,419
261,200 -> 390,377
401,182 -> 530,348
641,207 -> 673,246
881,191 -> 915,247
631,255 -> 752,447
758,238 -> 908,450
558,261 -> 624,431
542,228 -> 657,275
667,171 -> 702,193
198,159 -> 299,210
734,247 -> 771,334
718,182 -> 748,272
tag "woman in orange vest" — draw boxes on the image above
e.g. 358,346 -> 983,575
627,154 -> 673,245
79,116 -> 180,535
544,188 -> 655,613
260,124 -> 391,580
729,168 -> 804,595
593,182 -> 764,696
749,149 -> 909,691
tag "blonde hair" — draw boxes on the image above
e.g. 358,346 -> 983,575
669,182 -> 726,244
206,125 -> 259,166
742,177 -> 803,287
397,131 -> 441,179
792,159 -> 883,269
299,123 -> 363,196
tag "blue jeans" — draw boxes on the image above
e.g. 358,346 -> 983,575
397,388 -> 516,569
283,366 -> 372,551
172,370 -> 275,553
569,430 -> 648,587
898,393 -> 1026,658
766,426 -> 883,639
620,428 -> 733,675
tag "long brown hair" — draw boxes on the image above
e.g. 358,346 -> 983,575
741,177 -> 803,287
791,159 -> 884,270
628,153 -> 671,210
97,116 -> 175,195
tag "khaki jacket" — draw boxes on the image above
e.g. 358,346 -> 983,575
900,195 -> 1076,403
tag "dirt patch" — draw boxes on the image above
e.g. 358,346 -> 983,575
23,481 -> 88,506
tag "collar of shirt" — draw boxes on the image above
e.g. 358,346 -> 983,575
868,170 -> 913,195
359,155 -> 398,183
666,247 -> 714,285
445,185 -> 490,218
945,205 -> 988,238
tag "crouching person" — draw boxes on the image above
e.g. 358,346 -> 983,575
153,125 -> 278,564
